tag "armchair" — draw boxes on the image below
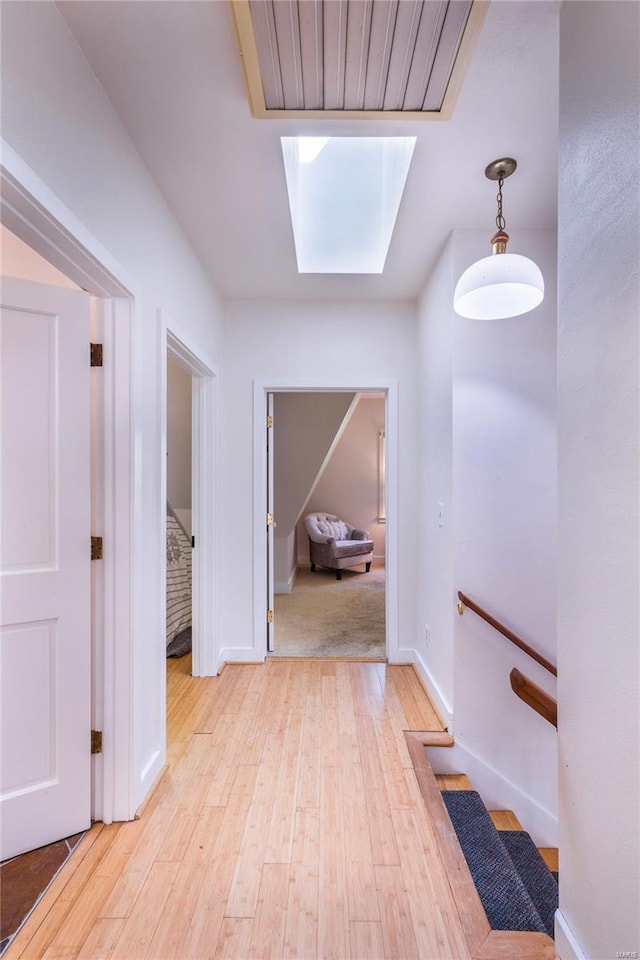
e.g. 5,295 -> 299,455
303,512 -> 374,580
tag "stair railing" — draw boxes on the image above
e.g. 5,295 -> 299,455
457,590 -> 557,676
457,590 -> 557,727
510,668 -> 557,728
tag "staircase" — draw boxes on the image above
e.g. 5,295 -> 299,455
436,774 -> 558,939
404,733 -> 557,960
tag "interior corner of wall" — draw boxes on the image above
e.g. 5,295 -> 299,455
410,649 -> 454,731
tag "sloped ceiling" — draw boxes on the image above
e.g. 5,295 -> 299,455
56,0 -> 559,301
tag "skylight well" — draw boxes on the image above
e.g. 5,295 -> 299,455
281,137 -> 416,274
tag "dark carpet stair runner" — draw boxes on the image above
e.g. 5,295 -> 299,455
441,790 -> 558,938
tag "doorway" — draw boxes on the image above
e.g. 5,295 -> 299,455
0,227 -> 93,866
165,356 -> 194,662
162,324 -> 218,678
253,380 -> 400,663
269,391 -> 387,658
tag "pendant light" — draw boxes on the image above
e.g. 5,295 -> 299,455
454,158 -> 544,320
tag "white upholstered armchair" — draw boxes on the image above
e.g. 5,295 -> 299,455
303,512 -> 374,580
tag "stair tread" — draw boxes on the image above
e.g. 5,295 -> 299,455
498,830 -> 558,938
440,785 -> 557,878
538,847 -> 559,873
435,773 -> 473,790
489,809 -> 523,831
441,790 -> 546,935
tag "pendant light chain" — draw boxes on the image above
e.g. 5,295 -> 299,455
495,174 -> 506,231
453,156 -> 544,319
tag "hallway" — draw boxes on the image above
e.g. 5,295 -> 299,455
4,656 -> 476,959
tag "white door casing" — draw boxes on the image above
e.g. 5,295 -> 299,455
252,380 -> 398,662
2,147 -> 135,822
0,277 -> 92,859
267,392 -> 275,652
163,318 -> 219,678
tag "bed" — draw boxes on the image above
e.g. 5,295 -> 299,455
166,505 -> 192,657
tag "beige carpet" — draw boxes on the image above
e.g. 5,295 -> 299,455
271,562 -> 386,658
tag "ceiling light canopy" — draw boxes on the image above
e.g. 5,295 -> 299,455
454,158 -> 544,320
281,136 -> 416,274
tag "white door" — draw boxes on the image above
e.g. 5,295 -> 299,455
266,393 -> 275,652
1,277 -> 92,860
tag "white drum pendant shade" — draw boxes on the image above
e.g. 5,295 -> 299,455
454,252 -> 544,319
454,158 -> 545,320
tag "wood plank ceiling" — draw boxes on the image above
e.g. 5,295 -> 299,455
232,0 -> 483,120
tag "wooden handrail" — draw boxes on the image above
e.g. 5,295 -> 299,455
457,590 -> 557,677
510,668 -> 558,728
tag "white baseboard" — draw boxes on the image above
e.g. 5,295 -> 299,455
555,911 -> 587,960
425,737 -> 558,847
406,648 -> 454,732
218,647 -> 265,665
136,747 -> 163,816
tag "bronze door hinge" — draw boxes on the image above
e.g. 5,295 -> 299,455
90,343 -> 103,367
91,730 -> 103,754
91,536 -> 103,560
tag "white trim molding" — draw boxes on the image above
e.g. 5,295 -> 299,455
161,314 -> 220,678
425,737 -> 559,847
1,142 -> 137,822
94,297 -> 134,823
0,140 -> 133,297
252,378 -> 400,662
554,911 -> 587,960
218,647 -> 265,665
409,649 -> 454,732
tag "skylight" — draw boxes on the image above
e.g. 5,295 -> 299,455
281,137 -> 416,274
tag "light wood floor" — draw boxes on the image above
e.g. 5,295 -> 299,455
6,656 -> 477,960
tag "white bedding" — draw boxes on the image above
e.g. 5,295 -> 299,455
166,508 -> 192,646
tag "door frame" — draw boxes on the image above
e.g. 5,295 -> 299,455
253,378 -> 399,661
1,141 -> 136,822
160,314 -> 219,678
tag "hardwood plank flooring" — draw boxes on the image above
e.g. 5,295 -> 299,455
5,656 -> 483,960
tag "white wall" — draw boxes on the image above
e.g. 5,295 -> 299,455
298,395 -> 387,562
221,299 -> 417,660
556,3 -> 640,957
1,1 -> 224,811
167,357 -> 192,533
417,229 -> 558,843
274,531 -> 297,595
452,228 -> 558,844
0,224 -> 80,288
416,238 -> 455,721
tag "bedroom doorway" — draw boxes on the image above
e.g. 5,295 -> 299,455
267,389 -> 387,659
253,379 -> 399,663
163,325 -> 218,679
165,356 -> 194,662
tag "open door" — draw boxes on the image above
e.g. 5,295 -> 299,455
266,392 -> 275,652
0,277 -> 92,860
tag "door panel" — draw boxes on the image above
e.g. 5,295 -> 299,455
0,277 -> 91,859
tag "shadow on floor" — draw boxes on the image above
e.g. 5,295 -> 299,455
1,831 -> 86,955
